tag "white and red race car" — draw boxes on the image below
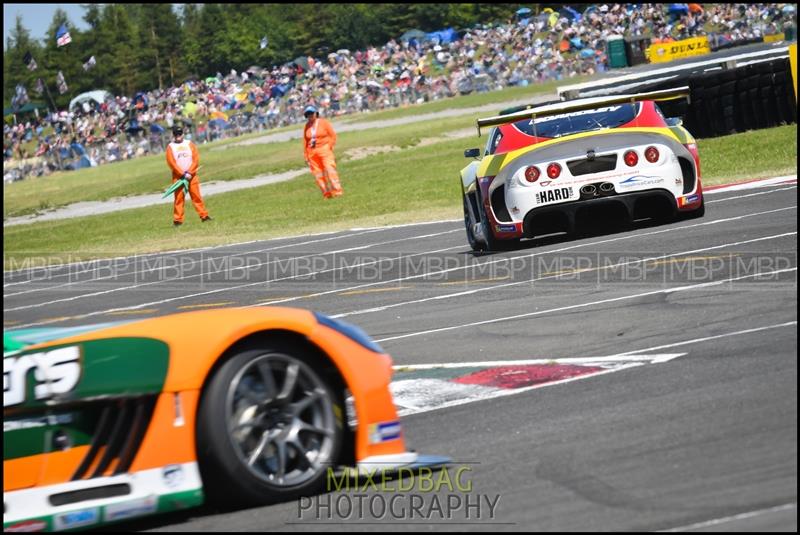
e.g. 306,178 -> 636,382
460,87 -> 705,251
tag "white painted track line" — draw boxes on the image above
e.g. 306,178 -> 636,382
607,321 -> 798,357
335,231 -> 796,319
4,229 -> 462,310
659,503 -> 797,532
374,267 -> 797,343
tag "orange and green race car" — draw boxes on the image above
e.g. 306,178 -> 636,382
3,307 -> 447,531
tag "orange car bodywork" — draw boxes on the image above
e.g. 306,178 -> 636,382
4,307 -> 405,495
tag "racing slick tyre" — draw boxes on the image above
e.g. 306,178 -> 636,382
197,339 -> 345,507
463,194 -> 482,252
679,197 -> 705,220
481,216 -> 519,252
474,187 -> 519,252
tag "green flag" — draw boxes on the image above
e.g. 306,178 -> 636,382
162,178 -> 190,198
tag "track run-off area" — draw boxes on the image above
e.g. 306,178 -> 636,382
4,176 -> 797,531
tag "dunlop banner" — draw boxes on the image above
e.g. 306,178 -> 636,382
762,33 -> 785,43
647,36 -> 710,64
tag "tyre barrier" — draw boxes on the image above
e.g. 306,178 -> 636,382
709,36 -> 763,52
680,57 -> 796,138
598,56 -> 796,139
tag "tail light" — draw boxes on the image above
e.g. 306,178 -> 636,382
524,166 -> 540,182
624,150 -> 638,167
644,146 -> 659,163
546,163 -> 561,179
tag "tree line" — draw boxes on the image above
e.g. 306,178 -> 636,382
4,3 -> 523,110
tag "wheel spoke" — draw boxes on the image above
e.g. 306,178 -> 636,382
247,431 -> 272,466
275,438 -> 288,481
289,438 -> 321,472
256,361 -> 278,400
291,389 -> 323,415
278,363 -> 300,400
298,421 -> 333,437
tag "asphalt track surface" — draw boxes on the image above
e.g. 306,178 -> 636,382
3,181 -> 797,531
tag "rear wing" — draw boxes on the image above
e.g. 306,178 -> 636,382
476,86 -> 690,137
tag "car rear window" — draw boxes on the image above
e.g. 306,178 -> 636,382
512,103 -> 640,139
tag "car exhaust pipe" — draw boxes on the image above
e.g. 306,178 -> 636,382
599,182 -> 616,196
580,184 -> 598,198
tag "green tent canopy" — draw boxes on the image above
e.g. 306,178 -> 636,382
3,102 -> 48,117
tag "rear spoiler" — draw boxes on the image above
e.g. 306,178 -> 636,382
476,86 -> 690,137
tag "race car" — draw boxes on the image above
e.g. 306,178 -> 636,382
3,307 -> 447,531
460,87 -> 705,251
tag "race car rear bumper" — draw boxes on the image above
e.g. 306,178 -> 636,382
522,188 -> 685,238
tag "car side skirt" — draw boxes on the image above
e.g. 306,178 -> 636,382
3,462 -> 203,531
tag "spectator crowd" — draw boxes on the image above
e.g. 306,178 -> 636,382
4,3 -> 796,183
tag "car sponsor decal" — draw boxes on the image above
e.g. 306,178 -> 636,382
104,496 -> 158,522
678,194 -> 701,207
4,338 -> 169,415
618,175 -> 662,188
495,224 -> 517,233
535,187 -> 572,204
3,346 -> 81,408
5,520 -> 47,532
539,180 -> 552,187
4,413 -> 73,432
163,465 -> 185,489
53,508 -> 99,531
368,420 -> 402,444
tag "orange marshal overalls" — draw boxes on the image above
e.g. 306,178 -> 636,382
166,140 -> 209,222
303,117 -> 342,197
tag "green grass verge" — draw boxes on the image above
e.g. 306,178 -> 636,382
4,124 -> 795,269
697,124 -> 797,184
3,137 -> 467,269
3,114 -> 480,219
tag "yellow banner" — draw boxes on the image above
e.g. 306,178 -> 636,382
647,36 -> 710,64
762,33 -> 785,43
790,43 -> 797,101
